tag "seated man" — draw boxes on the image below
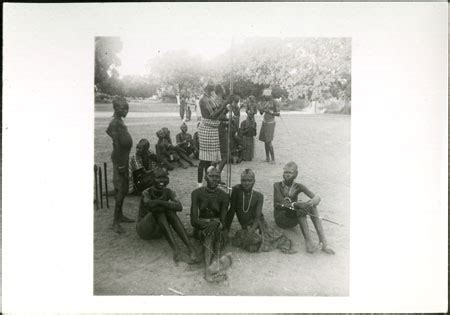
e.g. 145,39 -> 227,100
190,166 -> 232,282
128,138 -> 160,195
175,123 -> 198,159
136,168 -> 199,264
225,169 -> 295,254
155,128 -> 186,170
273,161 -> 335,254
163,127 -> 197,167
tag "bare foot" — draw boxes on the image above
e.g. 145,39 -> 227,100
281,248 -> 298,255
213,272 -> 227,283
188,252 -> 200,264
321,243 -> 335,255
173,252 -> 181,265
207,259 -> 221,274
305,241 -> 317,253
204,272 -> 215,283
119,215 -> 135,223
204,271 -> 227,283
112,222 -> 125,234
218,252 -> 233,270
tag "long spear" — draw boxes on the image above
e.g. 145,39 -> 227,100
276,203 -> 344,227
226,37 -> 234,196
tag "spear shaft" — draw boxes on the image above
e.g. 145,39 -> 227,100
276,203 -> 343,227
226,37 -> 234,196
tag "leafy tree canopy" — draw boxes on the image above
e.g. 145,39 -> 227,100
95,37 -> 123,95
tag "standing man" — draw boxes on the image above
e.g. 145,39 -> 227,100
179,95 -> 187,120
106,96 -> 135,234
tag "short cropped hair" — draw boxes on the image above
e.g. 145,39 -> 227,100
283,161 -> 298,172
206,166 -> 219,175
215,84 -> 225,95
204,83 -> 215,93
112,96 -> 128,109
137,138 -> 150,150
241,169 -> 255,180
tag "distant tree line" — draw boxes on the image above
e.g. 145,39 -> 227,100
95,37 -> 351,110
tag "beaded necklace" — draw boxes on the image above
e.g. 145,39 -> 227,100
282,181 -> 296,199
242,189 -> 254,213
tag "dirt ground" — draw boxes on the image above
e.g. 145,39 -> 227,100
94,101 -> 350,296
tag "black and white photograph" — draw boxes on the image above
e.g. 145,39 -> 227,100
93,36 -> 351,295
2,2 -> 447,313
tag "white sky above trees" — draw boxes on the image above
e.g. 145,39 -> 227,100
118,36 -> 240,77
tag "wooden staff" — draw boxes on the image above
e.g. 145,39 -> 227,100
98,165 -> 103,209
94,165 -> 99,210
226,37 -> 235,196
104,162 -> 109,208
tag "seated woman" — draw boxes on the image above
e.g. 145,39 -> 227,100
273,161 -> 335,254
163,127 -> 196,167
155,128 -> 186,170
225,169 -> 295,254
128,139 -> 160,195
136,168 -> 199,264
175,122 -> 198,159
190,166 -> 232,282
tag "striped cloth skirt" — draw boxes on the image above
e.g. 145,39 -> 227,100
198,118 -> 221,162
259,120 -> 276,143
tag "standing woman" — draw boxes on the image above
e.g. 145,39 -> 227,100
240,110 -> 257,161
106,96 -> 135,234
197,84 -> 228,187
259,88 -> 280,164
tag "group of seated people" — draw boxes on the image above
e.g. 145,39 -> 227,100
135,161 -> 335,283
128,123 -> 198,194
128,114 -> 258,195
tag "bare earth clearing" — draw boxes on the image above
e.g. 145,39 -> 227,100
94,101 -> 350,296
